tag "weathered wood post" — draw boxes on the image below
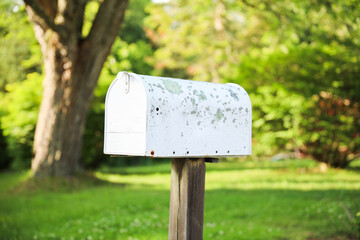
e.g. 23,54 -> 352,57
103,72 -> 252,240
169,158 -> 206,240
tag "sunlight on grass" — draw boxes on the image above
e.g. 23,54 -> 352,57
205,169 -> 360,190
95,172 -> 171,190
95,161 -> 360,191
1,159 -> 360,240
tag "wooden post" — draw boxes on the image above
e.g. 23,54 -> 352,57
168,158 -> 206,240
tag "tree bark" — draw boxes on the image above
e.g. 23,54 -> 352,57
25,0 -> 129,177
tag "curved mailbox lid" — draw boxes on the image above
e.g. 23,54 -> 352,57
104,72 -> 251,158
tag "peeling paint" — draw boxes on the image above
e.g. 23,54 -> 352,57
228,89 -> 239,101
162,79 -> 183,94
198,91 -> 207,101
155,83 -> 165,90
215,108 -> 224,121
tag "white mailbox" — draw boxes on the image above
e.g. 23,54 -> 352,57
104,72 -> 251,158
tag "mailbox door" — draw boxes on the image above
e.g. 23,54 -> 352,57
104,73 -> 148,155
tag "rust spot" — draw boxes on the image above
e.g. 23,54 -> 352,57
151,150 -> 155,156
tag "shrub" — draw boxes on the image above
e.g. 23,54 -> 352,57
300,92 -> 360,168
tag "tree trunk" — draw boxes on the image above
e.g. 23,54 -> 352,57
31,33 -> 90,177
25,0 -> 129,177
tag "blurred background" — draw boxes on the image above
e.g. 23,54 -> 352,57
0,0 -> 359,239
0,0 -> 359,170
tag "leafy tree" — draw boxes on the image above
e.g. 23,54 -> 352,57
0,0 -> 42,169
235,0 -> 360,167
251,84 -> 303,157
1,73 -> 43,169
145,0 -> 248,82
24,0 -> 129,177
145,0 -> 360,167
0,0 -> 154,171
0,0 -> 40,90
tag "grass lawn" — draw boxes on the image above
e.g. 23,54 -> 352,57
0,159 -> 359,240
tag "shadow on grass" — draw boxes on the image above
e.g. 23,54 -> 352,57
7,172 -> 127,195
97,159 -> 324,176
349,167 -> 360,174
98,158 -> 360,176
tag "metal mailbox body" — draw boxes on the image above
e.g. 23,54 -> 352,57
104,72 -> 251,158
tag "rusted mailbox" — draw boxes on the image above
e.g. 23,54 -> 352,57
104,71 -> 251,157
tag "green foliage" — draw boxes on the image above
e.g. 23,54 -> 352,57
234,1 -> 360,166
120,0 -> 151,43
0,1 -> 39,90
1,0 -> 359,170
301,93 -> 360,168
0,73 -> 43,169
0,0 -> 42,170
0,159 -> 359,239
145,0 -> 245,81
0,0 -> 154,170
251,84 -> 303,157
146,0 -> 360,167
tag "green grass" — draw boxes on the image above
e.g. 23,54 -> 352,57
0,159 -> 360,240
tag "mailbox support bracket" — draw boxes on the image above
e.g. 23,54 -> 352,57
168,158 -> 206,240
204,158 -> 219,163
